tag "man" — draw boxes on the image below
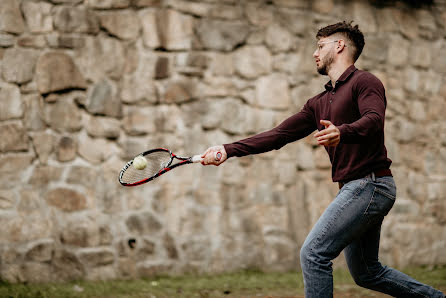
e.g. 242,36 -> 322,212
200,22 -> 444,297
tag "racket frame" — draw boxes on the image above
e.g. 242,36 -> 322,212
119,148 -> 196,187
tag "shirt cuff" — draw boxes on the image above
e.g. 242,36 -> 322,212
223,144 -> 235,158
337,124 -> 351,143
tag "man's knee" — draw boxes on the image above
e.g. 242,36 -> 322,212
300,242 -> 330,271
299,242 -> 312,269
349,263 -> 384,289
350,272 -> 369,288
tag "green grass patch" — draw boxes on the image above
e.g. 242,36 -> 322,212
0,266 -> 444,298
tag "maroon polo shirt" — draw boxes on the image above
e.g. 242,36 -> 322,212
223,65 -> 392,182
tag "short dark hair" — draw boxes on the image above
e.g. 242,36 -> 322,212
316,21 -> 365,62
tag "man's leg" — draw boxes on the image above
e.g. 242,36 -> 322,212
344,179 -> 444,297
300,177 -> 384,297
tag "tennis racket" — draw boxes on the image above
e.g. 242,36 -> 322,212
119,148 -> 222,187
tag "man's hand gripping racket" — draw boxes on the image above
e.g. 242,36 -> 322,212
200,145 -> 227,166
118,146 -> 226,187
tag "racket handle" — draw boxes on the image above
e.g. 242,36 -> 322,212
215,151 -> 222,161
191,152 -> 222,163
191,155 -> 202,163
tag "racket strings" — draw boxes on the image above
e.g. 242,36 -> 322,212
121,151 -> 172,184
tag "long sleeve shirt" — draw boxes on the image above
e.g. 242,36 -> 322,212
223,65 -> 392,182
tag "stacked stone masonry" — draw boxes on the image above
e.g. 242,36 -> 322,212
0,0 -> 445,282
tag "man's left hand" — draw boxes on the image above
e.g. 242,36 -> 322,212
314,120 -> 340,147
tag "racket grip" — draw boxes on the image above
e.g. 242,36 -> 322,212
215,151 -> 222,161
191,155 -> 202,163
191,152 -> 222,163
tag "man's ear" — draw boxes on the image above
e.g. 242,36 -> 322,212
336,40 -> 346,53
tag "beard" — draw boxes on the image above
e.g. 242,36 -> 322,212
317,51 -> 334,75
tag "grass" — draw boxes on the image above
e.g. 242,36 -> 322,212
0,266 -> 445,298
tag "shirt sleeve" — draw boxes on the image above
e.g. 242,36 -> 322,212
224,102 -> 317,158
337,73 -> 386,143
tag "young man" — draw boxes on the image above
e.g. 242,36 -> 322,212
200,22 -> 445,298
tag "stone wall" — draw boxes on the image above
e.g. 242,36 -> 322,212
0,0 -> 445,282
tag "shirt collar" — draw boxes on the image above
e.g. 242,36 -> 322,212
324,64 -> 357,91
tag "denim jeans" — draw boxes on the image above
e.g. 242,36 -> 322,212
300,176 -> 445,298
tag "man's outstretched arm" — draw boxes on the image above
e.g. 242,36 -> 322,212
201,104 -> 317,166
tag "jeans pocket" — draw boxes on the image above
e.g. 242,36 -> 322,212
365,187 -> 396,223
374,187 -> 396,201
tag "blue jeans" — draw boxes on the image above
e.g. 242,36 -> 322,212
300,176 -> 445,298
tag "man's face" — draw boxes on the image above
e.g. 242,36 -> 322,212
313,37 -> 337,75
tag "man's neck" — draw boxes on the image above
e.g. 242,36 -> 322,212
328,62 -> 353,87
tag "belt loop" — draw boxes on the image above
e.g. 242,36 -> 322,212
371,172 -> 376,182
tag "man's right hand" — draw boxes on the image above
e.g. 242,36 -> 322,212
201,145 -> 227,166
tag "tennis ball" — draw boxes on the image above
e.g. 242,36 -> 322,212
133,155 -> 147,170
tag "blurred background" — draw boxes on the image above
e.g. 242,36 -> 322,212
0,0 -> 445,283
